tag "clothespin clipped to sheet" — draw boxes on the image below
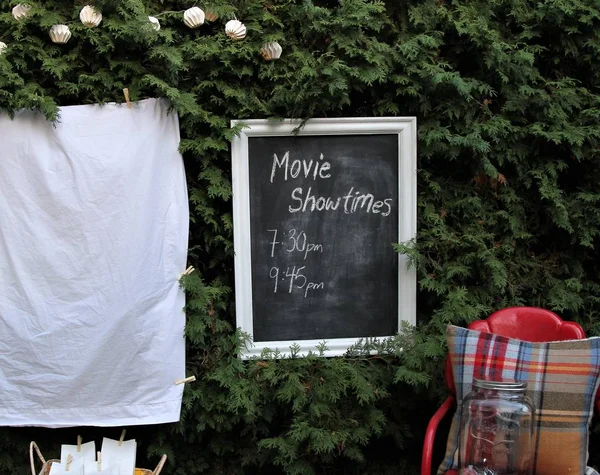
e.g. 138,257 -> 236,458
97,451 -> 102,471
77,435 -> 82,453
122,88 -> 132,109
179,266 -> 195,279
65,454 -> 73,472
175,375 -> 196,385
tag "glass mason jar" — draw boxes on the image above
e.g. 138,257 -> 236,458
458,379 -> 534,475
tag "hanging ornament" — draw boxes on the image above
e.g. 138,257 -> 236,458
148,16 -> 160,31
225,19 -> 246,40
183,7 -> 205,28
260,41 -> 282,61
204,10 -> 218,22
0,42 -> 7,55
79,5 -> 102,28
12,3 -> 31,21
49,24 -> 72,44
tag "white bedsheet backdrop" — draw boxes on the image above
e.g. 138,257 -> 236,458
0,98 -> 188,427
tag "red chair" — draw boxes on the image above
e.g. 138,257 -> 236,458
421,306 -> 597,475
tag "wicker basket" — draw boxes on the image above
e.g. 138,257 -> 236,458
30,441 -> 166,475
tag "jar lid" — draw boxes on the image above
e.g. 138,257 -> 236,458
473,378 -> 527,392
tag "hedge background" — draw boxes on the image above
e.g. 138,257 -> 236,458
1,0 -> 600,473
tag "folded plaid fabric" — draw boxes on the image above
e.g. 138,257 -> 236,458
439,325 -> 600,475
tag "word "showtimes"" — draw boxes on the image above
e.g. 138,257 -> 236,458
270,151 -> 393,216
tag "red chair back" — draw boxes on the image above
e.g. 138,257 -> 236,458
444,307 -> 586,394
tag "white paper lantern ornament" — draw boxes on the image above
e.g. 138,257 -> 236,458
260,41 -> 282,61
148,16 -> 161,31
225,19 -> 246,40
80,5 -> 102,28
183,7 -> 205,28
49,24 -> 72,44
0,42 -> 7,55
12,3 -> 31,21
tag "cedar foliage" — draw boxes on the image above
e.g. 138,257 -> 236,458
1,0 -> 600,473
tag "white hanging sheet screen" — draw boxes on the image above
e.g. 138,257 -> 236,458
0,98 -> 188,427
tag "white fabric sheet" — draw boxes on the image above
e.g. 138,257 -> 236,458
0,98 -> 188,427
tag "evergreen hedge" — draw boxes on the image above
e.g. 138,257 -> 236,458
1,0 -> 600,473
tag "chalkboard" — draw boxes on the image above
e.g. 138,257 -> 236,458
232,118 -> 416,358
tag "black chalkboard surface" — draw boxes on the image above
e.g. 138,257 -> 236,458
249,135 -> 398,341
232,118 -> 416,358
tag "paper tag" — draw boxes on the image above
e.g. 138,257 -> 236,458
60,441 -> 96,464
48,460 -> 84,475
101,437 -> 137,475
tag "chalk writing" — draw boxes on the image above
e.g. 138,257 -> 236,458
268,229 -> 325,298
269,265 -> 325,298
268,229 -> 324,260
270,151 -> 393,216
270,151 -> 331,183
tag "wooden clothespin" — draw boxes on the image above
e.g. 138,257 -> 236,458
122,88 -> 132,109
77,435 -> 82,453
66,454 -> 73,472
118,429 -> 126,446
179,266 -> 195,279
175,375 -> 196,385
97,451 -> 102,471
183,266 -> 195,276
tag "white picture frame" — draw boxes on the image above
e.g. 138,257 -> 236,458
231,117 -> 417,358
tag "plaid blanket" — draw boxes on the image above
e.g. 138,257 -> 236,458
439,325 -> 600,475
